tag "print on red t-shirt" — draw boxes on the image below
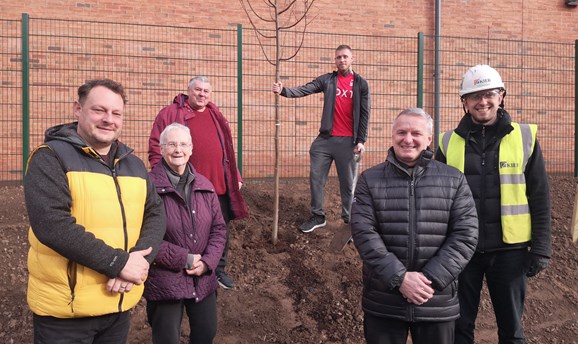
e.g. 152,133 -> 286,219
331,73 -> 354,137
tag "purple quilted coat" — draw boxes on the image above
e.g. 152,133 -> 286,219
144,161 -> 226,302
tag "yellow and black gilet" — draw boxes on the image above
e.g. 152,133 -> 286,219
27,140 -> 148,318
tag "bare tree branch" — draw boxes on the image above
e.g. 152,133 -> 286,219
279,0 -> 315,29
278,0 -> 298,15
238,0 -> 317,244
279,16 -> 308,61
240,0 -> 274,36
245,0 -> 274,23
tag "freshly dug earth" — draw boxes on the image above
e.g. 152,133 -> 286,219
0,175 -> 577,343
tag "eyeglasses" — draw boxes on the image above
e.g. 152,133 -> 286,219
465,89 -> 502,101
161,142 -> 192,150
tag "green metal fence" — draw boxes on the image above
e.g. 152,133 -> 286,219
241,30 -> 420,178
422,35 -> 576,174
0,19 -> 22,182
0,14 -> 575,183
18,15 -> 240,181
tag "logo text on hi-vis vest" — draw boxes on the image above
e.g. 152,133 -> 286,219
500,161 -> 519,169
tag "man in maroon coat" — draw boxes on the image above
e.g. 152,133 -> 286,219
149,76 -> 248,289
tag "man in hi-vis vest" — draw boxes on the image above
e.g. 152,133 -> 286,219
435,65 -> 551,344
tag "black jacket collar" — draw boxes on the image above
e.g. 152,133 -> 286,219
454,108 -> 514,141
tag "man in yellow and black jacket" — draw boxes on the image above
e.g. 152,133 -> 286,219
24,79 -> 165,343
435,65 -> 551,344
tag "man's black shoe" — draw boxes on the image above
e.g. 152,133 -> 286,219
217,272 -> 235,289
299,215 -> 327,233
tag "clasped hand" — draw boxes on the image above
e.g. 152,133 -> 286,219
107,247 -> 152,294
399,271 -> 434,305
185,254 -> 208,276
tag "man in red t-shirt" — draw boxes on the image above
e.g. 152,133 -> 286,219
272,45 -> 371,233
149,76 -> 248,289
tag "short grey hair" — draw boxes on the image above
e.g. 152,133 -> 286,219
159,123 -> 191,145
188,76 -> 210,89
394,108 -> 433,135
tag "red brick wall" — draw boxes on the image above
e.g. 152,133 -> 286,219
1,1 -> 576,179
2,0 -> 577,43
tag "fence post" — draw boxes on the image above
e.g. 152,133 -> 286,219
237,24 -> 243,174
574,39 -> 577,177
21,13 -> 30,182
417,32 -> 424,109
433,0 -> 442,151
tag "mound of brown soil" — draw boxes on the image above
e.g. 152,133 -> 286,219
1,176 -> 577,343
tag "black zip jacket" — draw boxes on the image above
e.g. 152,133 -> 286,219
280,71 -> 370,145
351,149 -> 478,322
435,109 -> 552,257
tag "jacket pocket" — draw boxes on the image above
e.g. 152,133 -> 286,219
363,267 -> 375,292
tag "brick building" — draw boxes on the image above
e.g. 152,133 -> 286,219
0,1 -> 576,179
3,0 -> 577,41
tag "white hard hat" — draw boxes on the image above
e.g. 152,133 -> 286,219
459,65 -> 505,97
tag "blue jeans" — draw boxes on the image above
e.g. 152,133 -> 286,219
455,249 -> 528,344
33,311 -> 130,344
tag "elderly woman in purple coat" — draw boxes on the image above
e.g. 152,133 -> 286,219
144,122 -> 227,344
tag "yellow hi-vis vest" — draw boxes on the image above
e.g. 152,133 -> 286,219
439,122 -> 537,244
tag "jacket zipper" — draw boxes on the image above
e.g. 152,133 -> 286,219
111,163 -> 128,312
479,126 -> 487,252
408,176 -> 416,322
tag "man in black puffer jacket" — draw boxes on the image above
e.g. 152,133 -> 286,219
351,108 -> 478,344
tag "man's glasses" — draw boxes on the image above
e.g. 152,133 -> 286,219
161,142 -> 192,150
465,89 -> 502,101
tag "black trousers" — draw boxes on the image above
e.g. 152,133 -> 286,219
364,312 -> 455,344
147,292 -> 217,344
455,249 -> 528,344
216,194 -> 232,274
33,311 -> 130,344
